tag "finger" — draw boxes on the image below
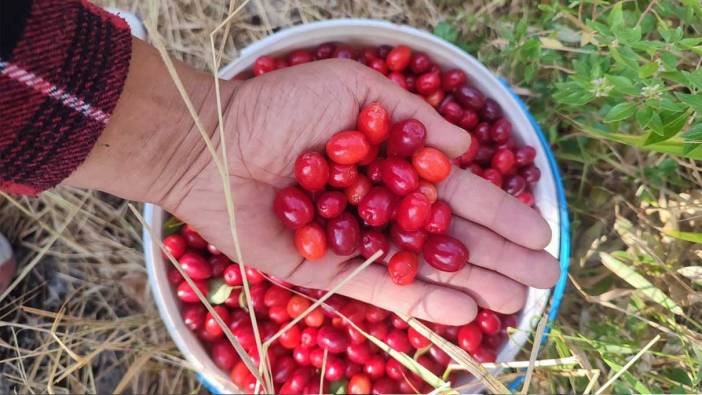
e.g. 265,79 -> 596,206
286,257 -> 478,326
342,60 -> 470,158
438,167 -> 552,249
450,216 -> 560,289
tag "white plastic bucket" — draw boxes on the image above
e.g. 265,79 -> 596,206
143,19 -> 570,393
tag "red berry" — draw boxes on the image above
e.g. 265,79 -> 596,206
326,212 -> 361,255
388,72 -> 408,89
381,158 -> 419,196
325,357 -> 346,381
468,164 -> 483,176
293,346 -> 311,366
178,252 -> 212,280
454,84 -> 486,110
282,367 -> 312,394
417,180 -> 438,203
204,306 -> 230,338
484,332 -> 507,349
182,225 -> 207,249
377,45 -> 392,59
385,45 -> 412,72
249,283 -> 269,316
287,49 -> 312,66
358,186 -> 395,227
274,186 -> 315,229
472,346 -> 497,363
211,339 -> 237,370
387,119 -> 427,158
263,286 -> 291,308
473,122 -> 492,143
418,354 -> 442,376
346,320 -> 368,345
359,141 -> 380,166
326,131 -> 371,165
458,138 -> 479,165
372,378 -> 398,394
412,147 -> 452,183
304,308 -> 325,328
395,191 -> 432,232
386,329 -> 412,353
279,324 -> 302,349
269,305 -> 291,323
408,326 -> 431,349
208,255 -> 228,277
476,309 -> 502,335
457,322 -> 482,353
223,264 -> 243,286
409,52 -> 432,74
368,58 -> 389,74
366,159 -> 384,184
491,148 -> 516,174
348,373 -> 372,394
253,55 -> 276,76
232,326 -> 256,350
360,229 -> 389,260
515,146 -> 536,167
496,137 -> 516,151
416,70 -> 441,95
482,98 -> 503,122
390,224 -> 427,253
345,174 -> 372,206
503,175 -> 527,196
424,200 -> 452,234
166,265 -> 183,285
176,279 -> 208,303
357,102 -> 390,145
429,344 -> 451,366
273,356 -> 297,384
442,69 -> 467,92
385,357 -> 406,380
368,321 -> 389,341
516,190 -> 535,207
424,89 -> 445,107
363,354 -> 386,379
315,42 -> 336,59
328,163 -> 359,188
287,295 -> 311,319
294,151 -> 329,191
387,251 -> 419,285
300,327 -> 318,348
361,48 -> 380,63
521,165 -> 541,184
275,57 -> 290,69
346,362 -> 363,379
228,310 -> 250,332
439,99 -> 464,124
294,222 -> 327,261
422,234 -> 469,272
230,361 -> 254,388
490,118 -> 512,143
458,109 -> 480,130
405,74 -> 417,92
482,168 -> 503,187
181,303 -> 206,331
316,191 -> 348,219
245,267 -> 266,285
162,234 -> 187,259
317,325 -> 349,354
347,342 -> 372,364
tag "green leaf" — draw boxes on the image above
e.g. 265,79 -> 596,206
683,142 -> 702,154
163,216 -> 184,236
600,252 -> 684,315
608,3 -> 624,27
662,229 -> 702,244
606,75 -> 639,95
604,102 -> 636,123
433,21 -> 458,43
636,106 -> 654,129
329,379 -> 348,394
683,124 -> 702,142
645,111 -> 690,144
639,62 -> 659,78
602,358 -> 652,394
675,92 -> 702,113
208,278 -> 235,304
684,69 -> 702,90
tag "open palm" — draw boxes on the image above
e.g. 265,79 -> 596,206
167,60 -> 559,325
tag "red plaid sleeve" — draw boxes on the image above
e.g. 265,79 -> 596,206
0,0 -> 132,195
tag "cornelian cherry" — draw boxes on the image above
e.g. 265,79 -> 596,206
412,147 -> 452,183
457,322 -> 482,353
390,224 -> 427,253
423,234 -> 469,272
357,102 -> 390,144
274,186 -> 315,229
348,373 -> 372,394
294,222 -> 327,260
387,119 -> 426,157
316,191 -> 347,219
162,234 -> 187,259
345,174 -> 372,205
442,69 -> 467,92
294,151 -> 329,191
253,55 -> 276,76
424,200 -> 452,234
417,180 -> 438,203
326,212 -> 361,255
416,70 -> 441,95
395,191 -> 432,231
360,230 -> 389,260
385,45 -> 411,72
491,148 -> 516,174
476,309 -> 502,335
326,131 -> 371,165
358,186 -> 395,227
387,251 -> 419,285
381,158 -> 419,196
328,162 -> 359,188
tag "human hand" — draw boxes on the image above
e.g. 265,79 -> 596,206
163,59 -> 559,325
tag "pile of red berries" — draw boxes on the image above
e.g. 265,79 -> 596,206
275,101 -> 468,283
163,225 -> 516,394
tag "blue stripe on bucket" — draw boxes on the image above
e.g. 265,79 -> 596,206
197,373 -> 220,394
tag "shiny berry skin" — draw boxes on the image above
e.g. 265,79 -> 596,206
162,234 -> 187,259
372,378 -> 398,394
368,321 -> 389,341
208,255 -> 228,277
388,71 -> 408,89
181,303 -> 206,331
468,164 -> 483,176
246,267 -> 267,285
360,230 -> 389,260
357,102 -> 390,145
346,363 -> 363,379
439,99 -> 464,124
294,222 -> 327,261
366,159 -> 384,184
482,168 -> 503,187
386,329 -> 412,353
326,131 -> 371,165
476,309 -> 502,335
300,327 -> 318,348
423,234 -> 469,272
412,147 -> 452,183
282,367 -> 312,394
287,49 -> 312,66
363,354 -> 386,379
315,42 -> 336,59
442,69 -> 467,92
334,46 -> 356,59
317,325 -> 349,354
416,70 -> 441,95
294,151 -> 329,192
424,89 -> 445,107
253,55 -> 276,76
182,225 -> 207,249
222,264 -> 243,286
418,355 -> 442,376
387,119 -> 427,158
250,283 -> 269,316
287,295 -> 311,319
429,344 -> 451,366
274,356 -> 297,384
481,98 -> 502,122
377,45 -> 392,59
363,305 -> 388,323
395,192 -> 432,232
316,191 -> 347,220
304,308 -> 325,328
516,190 -> 535,207
279,324 -> 302,349
385,45 -> 411,72
361,48 -> 380,62
408,326 -> 431,349
491,148 -> 516,174
484,332 -> 507,349
458,109 -> 480,130
368,58 -> 389,75
340,301 -> 367,324
521,165 -> 541,184
176,279 -> 208,302
473,122 -> 492,143
390,224 -> 428,253
515,146 -> 536,167
345,174 -> 372,205
348,373 -> 372,394
228,309 -> 250,332
293,346 -> 311,366
166,265 -> 183,285
178,252 -> 212,280
385,357 -> 406,380
496,137 -> 516,151
387,251 -> 419,285
274,186 -> 315,229
381,158 -> 419,196
458,138 -> 479,165
230,361 -> 254,388
264,286 -> 292,308
204,306 -> 230,338
424,200 -> 452,235
455,84 -> 486,110
417,180 -> 438,203
328,163 -> 359,188
325,357 -> 346,381
346,342 -> 372,364
358,186 -> 395,227
472,346 -> 497,363
309,347 -> 326,369
503,175 -> 527,196
457,322 -> 482,353
269,305 -> 291,323
346,321 -> 367,345
211,339 -> 237,370
409,52 -> 432,74
490,118 -> 512,143
326,212 -> 361,255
